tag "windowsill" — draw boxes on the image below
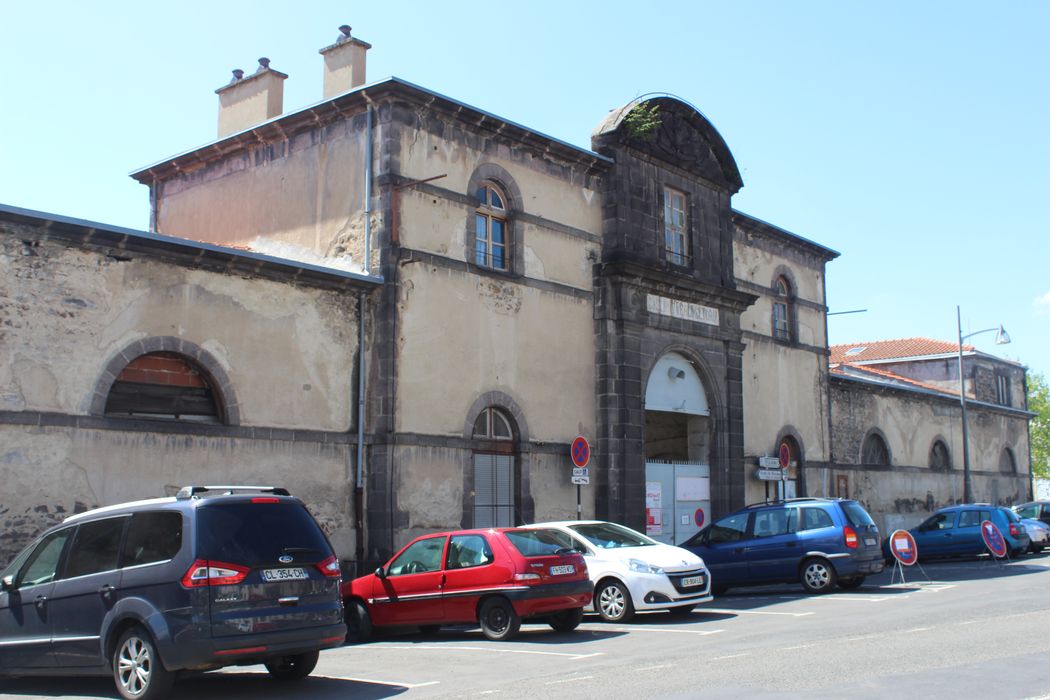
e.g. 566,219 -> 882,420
467,261 -> 522,281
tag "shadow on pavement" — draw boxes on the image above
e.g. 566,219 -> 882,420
355,622 -> 628,646
0,671 -> 406,699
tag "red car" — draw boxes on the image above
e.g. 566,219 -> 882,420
342,528 -> 591,641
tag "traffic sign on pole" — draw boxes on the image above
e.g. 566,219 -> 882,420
571,436 -> 590,468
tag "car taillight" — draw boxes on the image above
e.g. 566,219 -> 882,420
316,555 -> 341,578
843,526 -> 859,549
181,559 -> 250,587
1009,523 -> 1022,537
251,497 -> 280,503
514,572 -> 541,583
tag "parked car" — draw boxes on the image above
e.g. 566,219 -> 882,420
0,485 -> 345,700
882,504 -> 1030,561
1013,501 -> 1050,527
525,520 -> 712,622
1017,517 -> 1049,553
682,498 -> 884,594
342,527 -> 591,642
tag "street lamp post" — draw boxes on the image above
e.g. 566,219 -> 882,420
957,305 -> 1010,503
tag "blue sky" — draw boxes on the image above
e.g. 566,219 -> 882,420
3,2 -> 1047,377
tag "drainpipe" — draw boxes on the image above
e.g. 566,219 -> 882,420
149,177 -> 159,233
822,271 -> 834,498
353,98 -> 375,569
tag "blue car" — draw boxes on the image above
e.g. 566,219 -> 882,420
884,504 -> 1030,561
682,498 -> 884,594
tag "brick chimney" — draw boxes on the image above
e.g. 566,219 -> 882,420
215,57 -> 288,138
319,25 -> 371,99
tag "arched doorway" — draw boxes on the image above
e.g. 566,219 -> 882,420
643,352 -> 714,545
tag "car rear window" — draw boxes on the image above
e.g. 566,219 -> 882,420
196,502 -> 331,566
1002,508 -> 1022,523
504,529 -> 568,557
840,501 -> 876,528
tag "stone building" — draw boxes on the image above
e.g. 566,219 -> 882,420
0,27 -> 1029,567
829,338 -> 1032,532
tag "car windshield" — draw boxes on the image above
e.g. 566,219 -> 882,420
841,501 -> 876,528
504,529 -> 569,557
568,522 -> 655,549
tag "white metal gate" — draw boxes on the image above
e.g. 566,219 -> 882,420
644,460 -> 711,545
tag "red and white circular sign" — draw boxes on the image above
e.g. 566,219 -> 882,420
980,520 -> 1008,558
570,436 -> 590,468
889,529 -> 919,566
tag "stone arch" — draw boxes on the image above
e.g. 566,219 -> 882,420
462,390 -> 533,527
929,437 -> 953,471
860,428 -> 891,466
89,336 -> 239,425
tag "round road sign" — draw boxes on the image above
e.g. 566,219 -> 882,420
694,508 -> 705,528
570,436 -> 590,469
778,443 -> 791,468
981,520 -> 1008,558
889,529 -> 919,566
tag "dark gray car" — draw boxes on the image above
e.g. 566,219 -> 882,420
0,486 -> 345,699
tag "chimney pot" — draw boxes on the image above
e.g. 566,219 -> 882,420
338,25 -> 352,42
319,25 -> 370,98
231,68 -> 244,82
216,60 -> 288,137
257,57 -> 271,72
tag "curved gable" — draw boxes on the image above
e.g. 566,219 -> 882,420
592,95 -> 743,193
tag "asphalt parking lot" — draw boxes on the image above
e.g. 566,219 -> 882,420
5,553 -> 1050,699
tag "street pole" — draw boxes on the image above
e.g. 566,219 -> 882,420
957,306 -> 973,503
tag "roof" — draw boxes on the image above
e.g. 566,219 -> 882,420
830,338 -> 973,364
830,363 -> 957,398
732,210 -> 840,261
131,76 -> 613,183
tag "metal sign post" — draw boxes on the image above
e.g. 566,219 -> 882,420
570,436 -> 590,521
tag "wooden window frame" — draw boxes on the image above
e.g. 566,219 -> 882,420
475,182 -> 509,271
663,186 -> 690,266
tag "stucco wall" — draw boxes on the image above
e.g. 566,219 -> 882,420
0,425 -> 355,565
1,234 -> 357,430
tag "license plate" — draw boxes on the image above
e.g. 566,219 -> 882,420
261,567 -> 307,582
865,538 -> 877,546
549,564 -> 575,576
681,575 -> 704,588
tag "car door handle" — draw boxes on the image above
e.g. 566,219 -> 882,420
34,595 -> 47,610
98,584 -> 116,600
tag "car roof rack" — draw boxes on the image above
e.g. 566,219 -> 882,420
176,485 -> 291,499
743,497 -> 831,509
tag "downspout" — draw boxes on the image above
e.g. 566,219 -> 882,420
353,99 -> 374,569
822,270 -> 833,499
149,177 -> 159,233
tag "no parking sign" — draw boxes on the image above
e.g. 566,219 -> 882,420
981,520 -> 1008,558
889,529 -> 919,566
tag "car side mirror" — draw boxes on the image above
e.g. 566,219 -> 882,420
1,575 -> 14,592
374,566 -> 386,580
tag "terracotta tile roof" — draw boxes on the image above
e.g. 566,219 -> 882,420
829,337 -> 972,364
830,363 -> 959,398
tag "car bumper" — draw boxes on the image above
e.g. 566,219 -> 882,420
163,623 -> 346,671
619,569 -> 713,612
505,579 -> 593,617
832,554 -> 884,577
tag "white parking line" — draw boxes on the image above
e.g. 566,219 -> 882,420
781,595 -> 891,602
905,627 -> 931,633
710,653 -> 749,661
702,607 -> 814,617
315,674 -> 440,689
545,675 -> 595,685
783,643 -> 818,650
596,626 -> 724,636
381,644 -> 603,660
635,663 -> 675,672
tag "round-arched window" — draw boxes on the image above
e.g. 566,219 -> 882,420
104,352 -> 223,423
861,432 -> 890,466
474,182 -> 508,270
929,440 -> 952,471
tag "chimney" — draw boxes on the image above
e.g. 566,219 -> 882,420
215,57 -> 288,138
319,25 -> 371,99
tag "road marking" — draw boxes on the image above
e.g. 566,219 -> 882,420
545,675 -> 595,685
597,626 -> 724,636
295,674 -> 440,689
703,607 -> 814,617
635,663 -> 675,672
709,653 -> 749,661
381,644 -> 603,660
783,643 -> 818,650
905,627 -> 931,633
783,595 -> 892,602
845,634 -> 879,642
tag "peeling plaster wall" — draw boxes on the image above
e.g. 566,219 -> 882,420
1,233 -> 357,429
0,425 -> 354,565
828,378 -> 1031,533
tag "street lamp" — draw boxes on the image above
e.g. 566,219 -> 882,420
957,305 -> 1010,503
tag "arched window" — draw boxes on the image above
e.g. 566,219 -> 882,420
474,182 -> 508,270
772,276 -> 793,341
929,440 -> 952,471
472,407 -> 517,527
861,432 -> 890,466
104,352 -> 222,423
999,447 -> 1017,474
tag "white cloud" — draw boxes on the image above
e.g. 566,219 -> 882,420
1037,291 -> 1050,314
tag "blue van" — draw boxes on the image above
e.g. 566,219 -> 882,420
0,486 -> 345,699
682,498 -> 884,594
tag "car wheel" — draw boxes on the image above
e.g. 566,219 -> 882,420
345,599 -> 373,643
548,607 -> 584,632
113,626 -> 174,700
479,597 -> 521,641
666,604 -> 696,617
800,558 -> 837,594
264,650 -> 319,680
418,624 -> 442,635
595,579 -> 635,623
837,576 -> 865,590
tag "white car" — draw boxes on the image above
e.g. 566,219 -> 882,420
526,520 -> 712,622
1019,517 -> 1050,553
